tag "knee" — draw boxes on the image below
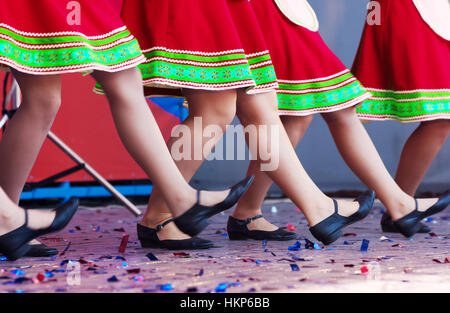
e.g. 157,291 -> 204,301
421,120 -> 450,144
321,106 -> 357,126
203,103 -> 237,130
21,89 -> 61,123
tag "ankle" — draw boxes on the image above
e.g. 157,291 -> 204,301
384,195 -> 415,220
140,212 -> 173,228
232,208 -> 262,220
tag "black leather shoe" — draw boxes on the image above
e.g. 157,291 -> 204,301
0,198 -> 79,260
137,220 -> 213,250
380,212 -> 430,233
174,176 -> 254,237
309,190 -> 375,245
23,198 -> 79,257
227,215 -> 297,241
25,244 -> 58,257
393,191 -> 450,237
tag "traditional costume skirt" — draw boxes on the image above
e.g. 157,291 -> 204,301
111,0 -> 279,96
0,0 -> 145,74
250,0 -> 371,116
352,0 -> 450,122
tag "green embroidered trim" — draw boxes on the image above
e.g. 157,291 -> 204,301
138,49 -> 277,88
277,79 -> 368,111
356,91 -> 450,121
0,27 -> 143,71
0,27 -> 134,47
279,72 -> 355,91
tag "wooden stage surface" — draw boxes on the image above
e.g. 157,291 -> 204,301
1,200 -> 449,293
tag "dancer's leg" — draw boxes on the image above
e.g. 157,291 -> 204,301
0,70 -> 61,203
232,115 -> 313,231
321,106 -> 438,220
91,69 -> 230,217
395,120 -> 450,196
236,90 -> 359,226
142,89 -> 237,240
0,187 -> 55,236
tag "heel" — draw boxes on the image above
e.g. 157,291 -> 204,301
227,231 -> 248,241
318,229 -> 342,246
4,244 -> 31,261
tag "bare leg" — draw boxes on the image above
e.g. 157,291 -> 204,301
142,89 -> 237,240
0,70 -> 61,203
321,106 -> 438,220
395,120 -> 450,196
91,68 -> 230,217
0,71 -> 61,245
232,115 -> 314,231
236,90 -> 360,227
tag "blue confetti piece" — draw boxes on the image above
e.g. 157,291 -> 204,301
197,269 -> 204,276
360,239 -> 370,252
313,243 -> 322,250
426,217 -> 433,222
142,288 -> 156,293
408,238 -> 414,241
44,272 -> 54,278
160,284 -> 173,291
146,253 -> 158,261
305,239 -> 315,249
11,269 -> 25,276
215,283 -> 228,293
255,260 -> 262,264
290,264 -> 300,271
262,240 -> 267,249
288,241 -> 301,251
220,233 -> 228,237
14,290 -> 25,293
344,241 -> 351,245
115,256 -> 126,261
68,229 -> 75,233
0,256 -> 7,261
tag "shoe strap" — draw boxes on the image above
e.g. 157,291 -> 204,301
243,214 -> 263,225
333,199 -> 338,214
155,218 -> 174,232
197,190 -> 201,205
414,198 -> 418,211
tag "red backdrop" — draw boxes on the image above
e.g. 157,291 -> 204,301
0,0 -> 181,183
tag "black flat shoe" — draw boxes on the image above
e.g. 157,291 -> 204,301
0,198 -> 79,260
137,220 -> 214,250
380,212 -> 430,233
22,198 -> 78,258
25,244 -> 58,257
309,190 -> 375,245
227,215 -> 297,241
393,191 -> 450,237
174,176 -> 254,237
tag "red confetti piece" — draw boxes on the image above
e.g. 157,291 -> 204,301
344,264 -> 355,268
360,266 -> 369,274
286,223 -> 296,231
445,258 -> 450,264
118,233 -> 129,253
428,232 -> 438,237
173,252 -> 190,257
343,233 -> 357,237
114,227 -> 126,232
36,273 -> 45,282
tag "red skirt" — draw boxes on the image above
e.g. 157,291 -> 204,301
251,0 -> 371,116
0,0 -> 145,74
352,0 -> 450,122
117,0 -> 278,96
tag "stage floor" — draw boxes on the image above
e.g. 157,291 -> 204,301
1,200 -> 449,293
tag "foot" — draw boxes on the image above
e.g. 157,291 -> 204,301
309,198 -> 361,227
380,212 -> 431,233
140,214 -> 190,241
0,207 -> 56,237
174,176 -> 254,236
227,214 -> 297,241
232,212 -> 278,232
309,191 -> 375,245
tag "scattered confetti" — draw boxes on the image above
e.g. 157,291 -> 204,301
290,264 -> 300,271
118,233 -> 129,253
288,241 -> 301,251
286,223 -> 296,231
360,239 -> 370,252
